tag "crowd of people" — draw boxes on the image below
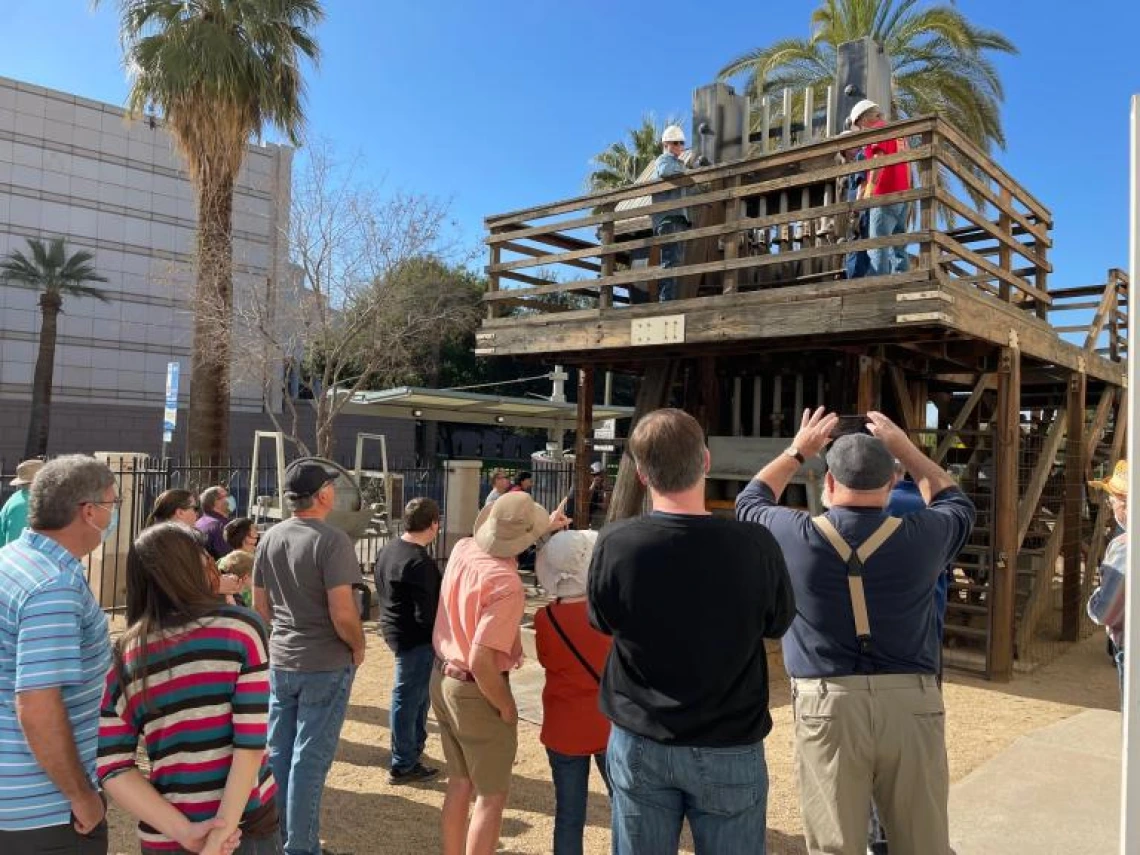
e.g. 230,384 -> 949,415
0,405 -> 1128,855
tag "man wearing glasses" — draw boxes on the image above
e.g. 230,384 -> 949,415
0,456 -> 118,854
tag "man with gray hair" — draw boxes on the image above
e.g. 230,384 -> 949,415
737,409 -> 975,855
588,408 -> 794,854
0,455 -> 116,853
254,461 -> 364,855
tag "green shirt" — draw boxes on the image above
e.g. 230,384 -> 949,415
0,489 -> 30,546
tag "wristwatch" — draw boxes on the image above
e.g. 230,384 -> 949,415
784,446 -> 805,464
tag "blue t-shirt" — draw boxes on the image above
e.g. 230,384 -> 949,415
0,489 -> 30,546
0,531 -> 111,830
736,481 -> 975,677
887,480 -> 953,641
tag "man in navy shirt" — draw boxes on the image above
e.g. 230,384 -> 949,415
737,408 -> 974,855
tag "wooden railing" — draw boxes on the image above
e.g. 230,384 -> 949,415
1048,268 -> 1129,362
483,115 -> 1053,321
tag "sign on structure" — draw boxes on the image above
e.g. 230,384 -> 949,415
162,361 -> 180,444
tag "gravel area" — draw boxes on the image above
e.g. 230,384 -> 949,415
105,629 -> 1118,854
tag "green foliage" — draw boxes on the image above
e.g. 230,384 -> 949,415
587,113 -> 683,192
0,237 -> 109,300
718,0 -> 1016,153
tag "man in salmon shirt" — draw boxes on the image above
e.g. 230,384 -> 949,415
431,491 -> 571,855
534,529 -> 612,855
851,99 -> 912,277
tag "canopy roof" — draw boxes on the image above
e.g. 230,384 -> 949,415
339,386 -> 632,431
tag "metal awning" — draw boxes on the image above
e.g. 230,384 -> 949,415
338,386 -> 633,431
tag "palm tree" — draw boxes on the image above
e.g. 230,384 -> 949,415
99,0 -> 323,462
718,0 -> 1016,153
587,114 -> 682,192
1,238 -> 109,458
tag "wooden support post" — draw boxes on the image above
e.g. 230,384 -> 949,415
731,377 -> 743,436
794,373 -> 804,420
889,366 -> 915,432
723,177 -> 741,294
760,97 -> 771,155
998,187 -> 1012,302
487,239 -> 501,320
607,362 -> 677,523
990,344 -> 1021,681
772,375 -> 783,437
918,135 -> 934,270
574,366 -> 595,530
1062,370 -> 1086,640
599,219 -> 615,309
1085,387 -> 1117,480
933,373 -> 991,464
857,355 -> 878,413
782,88 -> 792,149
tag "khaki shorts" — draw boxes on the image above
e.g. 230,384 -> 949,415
430,668 -> 517,795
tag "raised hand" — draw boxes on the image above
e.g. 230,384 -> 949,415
792,407 -> 840,458
865,411 -> 911,456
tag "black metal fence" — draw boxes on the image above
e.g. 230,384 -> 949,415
0,452 -> 615,614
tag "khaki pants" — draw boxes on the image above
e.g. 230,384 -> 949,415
792,674 -> 948,855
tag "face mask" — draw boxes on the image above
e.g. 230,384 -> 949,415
226,495 -> 237,515
90,505 -> 119,544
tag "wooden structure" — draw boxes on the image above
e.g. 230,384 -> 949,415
479,115 -> 1128,680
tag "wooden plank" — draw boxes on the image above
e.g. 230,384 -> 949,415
488,231 -> 932,301
487,242 -> 501,321
933,231 -> 1051,305
934,120 -> 1051,225
1084,387 -> 1116,477
889,365 -> 916,431
574,367 -> 595,530
1082,279 -> 1117,352
723,176 -> 741,293
598,220 -> 615,310
934,144 -> 1051,247
485,117 -> 938,227
933,374 -> 992,464
488,187 -> 930,274
990,344 -> 1020,681
499,240 -> 601,272
1015,515 -> 1065,657
486,146 -> 933,245
1015,404 -> 1067,548
1062,372 -> 1086,640
934,188 -> 1051,274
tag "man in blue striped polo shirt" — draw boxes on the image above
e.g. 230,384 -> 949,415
0,455 -> 116,855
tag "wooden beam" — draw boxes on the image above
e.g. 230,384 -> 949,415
1061,371 -> 1086,640
933,231 -> 1051,306
1082,278 -> 1118,353
933,374 -> 992,464
990,344 -> 1020,681
574,367 -> 595,530
1084,387 -> 1117,479
1015,404 -> 1067,549
499,240 -> 602,273
889,365 -> 916,431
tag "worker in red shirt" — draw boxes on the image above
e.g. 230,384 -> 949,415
850,100 -> 912,277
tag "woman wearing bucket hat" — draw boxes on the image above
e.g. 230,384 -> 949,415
534,530 -> 612,855
1088,459 -> 1130,698
431,491 -> 571,855
0,459 -> 43,546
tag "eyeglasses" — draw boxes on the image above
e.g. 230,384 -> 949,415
183,504 -> 201,513
81,498 -> 122,509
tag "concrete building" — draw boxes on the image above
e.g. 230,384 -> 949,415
0,74 -> 312,460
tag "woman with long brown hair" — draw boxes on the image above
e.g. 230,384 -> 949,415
144,488 -> 200,528
97,523 -> 281,855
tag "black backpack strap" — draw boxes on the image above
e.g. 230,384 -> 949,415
545,604 -> 601,684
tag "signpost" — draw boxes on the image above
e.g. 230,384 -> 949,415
162,361 -> 180,459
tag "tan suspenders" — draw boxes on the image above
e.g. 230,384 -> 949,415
811,515 -> 902,655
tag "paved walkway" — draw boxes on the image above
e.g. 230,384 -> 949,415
949,708 -> 1120,854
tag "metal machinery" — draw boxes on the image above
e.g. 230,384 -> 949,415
247,431 -> 403,540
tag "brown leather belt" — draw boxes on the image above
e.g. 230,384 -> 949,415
439,660 -> 476,682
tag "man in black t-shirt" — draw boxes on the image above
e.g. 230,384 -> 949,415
587,408 -> 794,855
374,497 -> 442,784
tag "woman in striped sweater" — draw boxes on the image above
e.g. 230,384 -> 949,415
97,523 -> 280,854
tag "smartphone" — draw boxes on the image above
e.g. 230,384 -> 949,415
830,414 -> 870,439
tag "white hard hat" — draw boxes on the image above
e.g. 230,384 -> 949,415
661,124 -> 686,144
849,99 -> 880,125
589,461 -> 603,474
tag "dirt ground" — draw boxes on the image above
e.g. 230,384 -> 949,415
106,629 -> 1119,855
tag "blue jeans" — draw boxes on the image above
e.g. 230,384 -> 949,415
390,643 -> 434,772
655,219 -> 687,301
868,202 -> 910,276
268,667 -> 356,855
607,725 -> 768,855
546,749 -> 611,855
236,832 -> 284,854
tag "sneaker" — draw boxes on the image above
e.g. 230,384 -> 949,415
388,762 -> 439,785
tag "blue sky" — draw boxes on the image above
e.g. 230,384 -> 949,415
3,0 -> 1139,289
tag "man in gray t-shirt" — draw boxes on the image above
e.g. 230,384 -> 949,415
253,461 -> 365,855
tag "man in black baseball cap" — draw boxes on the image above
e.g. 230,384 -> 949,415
253,458 -> 363,855
737,408 -> 975,855
283,460 -> 341,499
